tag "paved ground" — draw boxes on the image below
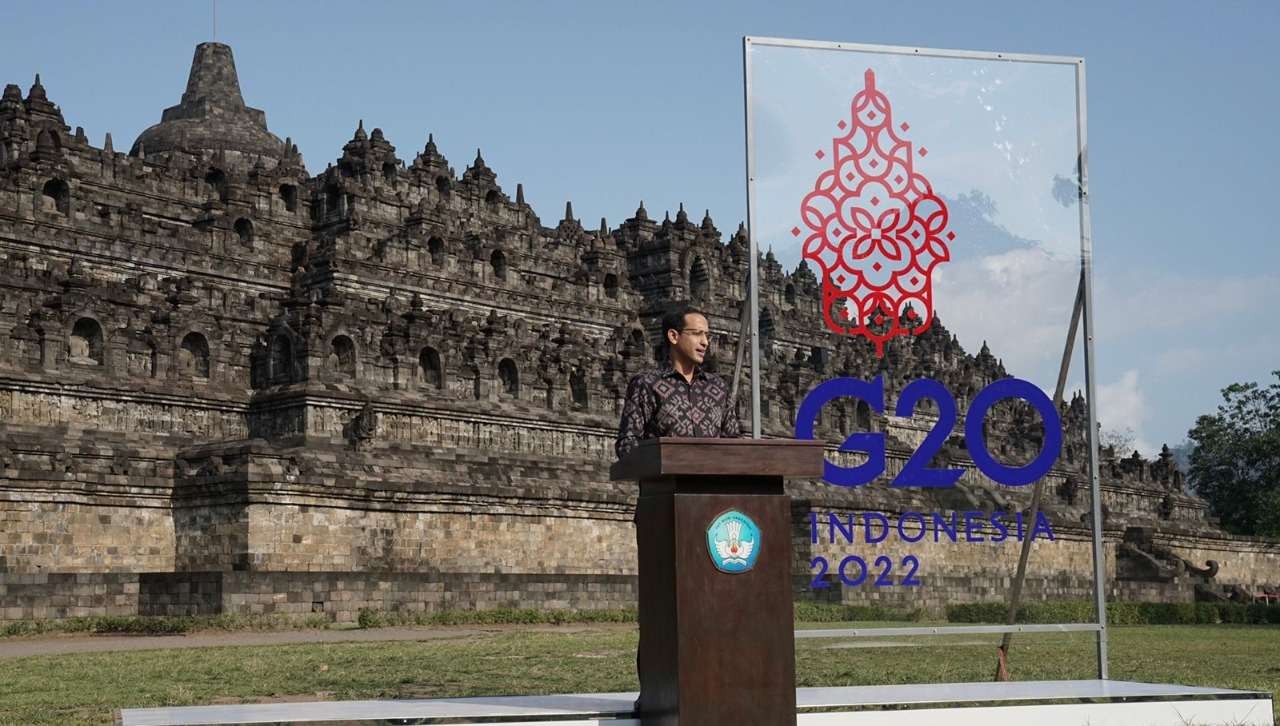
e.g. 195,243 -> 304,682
0,623 -> 636,659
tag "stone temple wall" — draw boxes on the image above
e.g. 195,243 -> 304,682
0,42 -> 1275,621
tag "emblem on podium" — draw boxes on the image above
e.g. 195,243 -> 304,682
706,510 -> 761,573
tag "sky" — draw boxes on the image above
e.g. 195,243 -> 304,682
1,0 -> 1276,455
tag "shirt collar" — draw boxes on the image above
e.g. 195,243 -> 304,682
659,359 -> 706,382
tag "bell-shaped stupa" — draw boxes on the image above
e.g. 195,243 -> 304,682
131,42 -> 290,167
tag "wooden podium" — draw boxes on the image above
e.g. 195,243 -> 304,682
611,438 -> 826,726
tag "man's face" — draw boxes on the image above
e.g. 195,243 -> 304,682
667,312 -> 710,367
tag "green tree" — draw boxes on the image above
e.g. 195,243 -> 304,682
1187,371 -> 1280,537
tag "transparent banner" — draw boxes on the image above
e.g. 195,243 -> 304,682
745,38 -> 1105,670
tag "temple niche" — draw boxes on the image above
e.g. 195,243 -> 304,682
178,332 -> 210,379
68,318 -> 103,366
0,41 -> 1273,623
269,335 -> 293,383
419,347 -> 443,389
329,335 -> 357,380
41,177 -> 68,215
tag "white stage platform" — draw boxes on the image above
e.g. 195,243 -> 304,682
118,679 -> 1274,725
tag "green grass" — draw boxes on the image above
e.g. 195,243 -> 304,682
949,600 -> 1280,625
0,625 -> 1275,725
0,603 -> 916,638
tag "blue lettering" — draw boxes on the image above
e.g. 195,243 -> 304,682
964,511 -> 985,542
796,376 -> 1064,490
838,555 -> 868,587
933,511 -> 958,542
828,513 -> 855,544
795,377 -> 886,488
863,512 -> 889,544
964,378 -> 1063,487
1031,512 -> 1056,541
991,511 -> 1009,543
899,512 -> 926,543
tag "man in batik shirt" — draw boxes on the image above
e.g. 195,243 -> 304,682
615,306 -> 741,458
616,305 -> 740,714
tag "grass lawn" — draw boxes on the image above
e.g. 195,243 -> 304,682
0,624 -> 1275,725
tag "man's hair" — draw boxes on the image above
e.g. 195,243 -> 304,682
659,305 -> 706,353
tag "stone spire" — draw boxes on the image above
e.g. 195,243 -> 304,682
412,132 -> 448,174
557,199 -> 584,237
23,73 -> 63,123
727,222 -> 749,258
26,74 -> 47,104
341,120 -> 378,160
0,84 -> 23,117
131,42 -> 290,166
176,44 -> 247,114
462,147 -> 496,186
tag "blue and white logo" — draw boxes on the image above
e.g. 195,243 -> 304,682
706,510 -> 761,574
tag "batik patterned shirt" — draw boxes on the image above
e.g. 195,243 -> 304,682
615,363 -> 741,459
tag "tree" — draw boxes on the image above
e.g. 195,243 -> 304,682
1186,371 -> 1280,537
1169,441 -> 1194,474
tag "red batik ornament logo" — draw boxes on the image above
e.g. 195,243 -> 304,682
796,69 -> 954,356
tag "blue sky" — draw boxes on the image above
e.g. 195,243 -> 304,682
2,0 -> 1276,454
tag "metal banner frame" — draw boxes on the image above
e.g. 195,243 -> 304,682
742,36 -> 1108,678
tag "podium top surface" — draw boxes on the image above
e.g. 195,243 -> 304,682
610,437 -> 826,481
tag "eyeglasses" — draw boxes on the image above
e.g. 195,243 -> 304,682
680,329 -> 717,344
